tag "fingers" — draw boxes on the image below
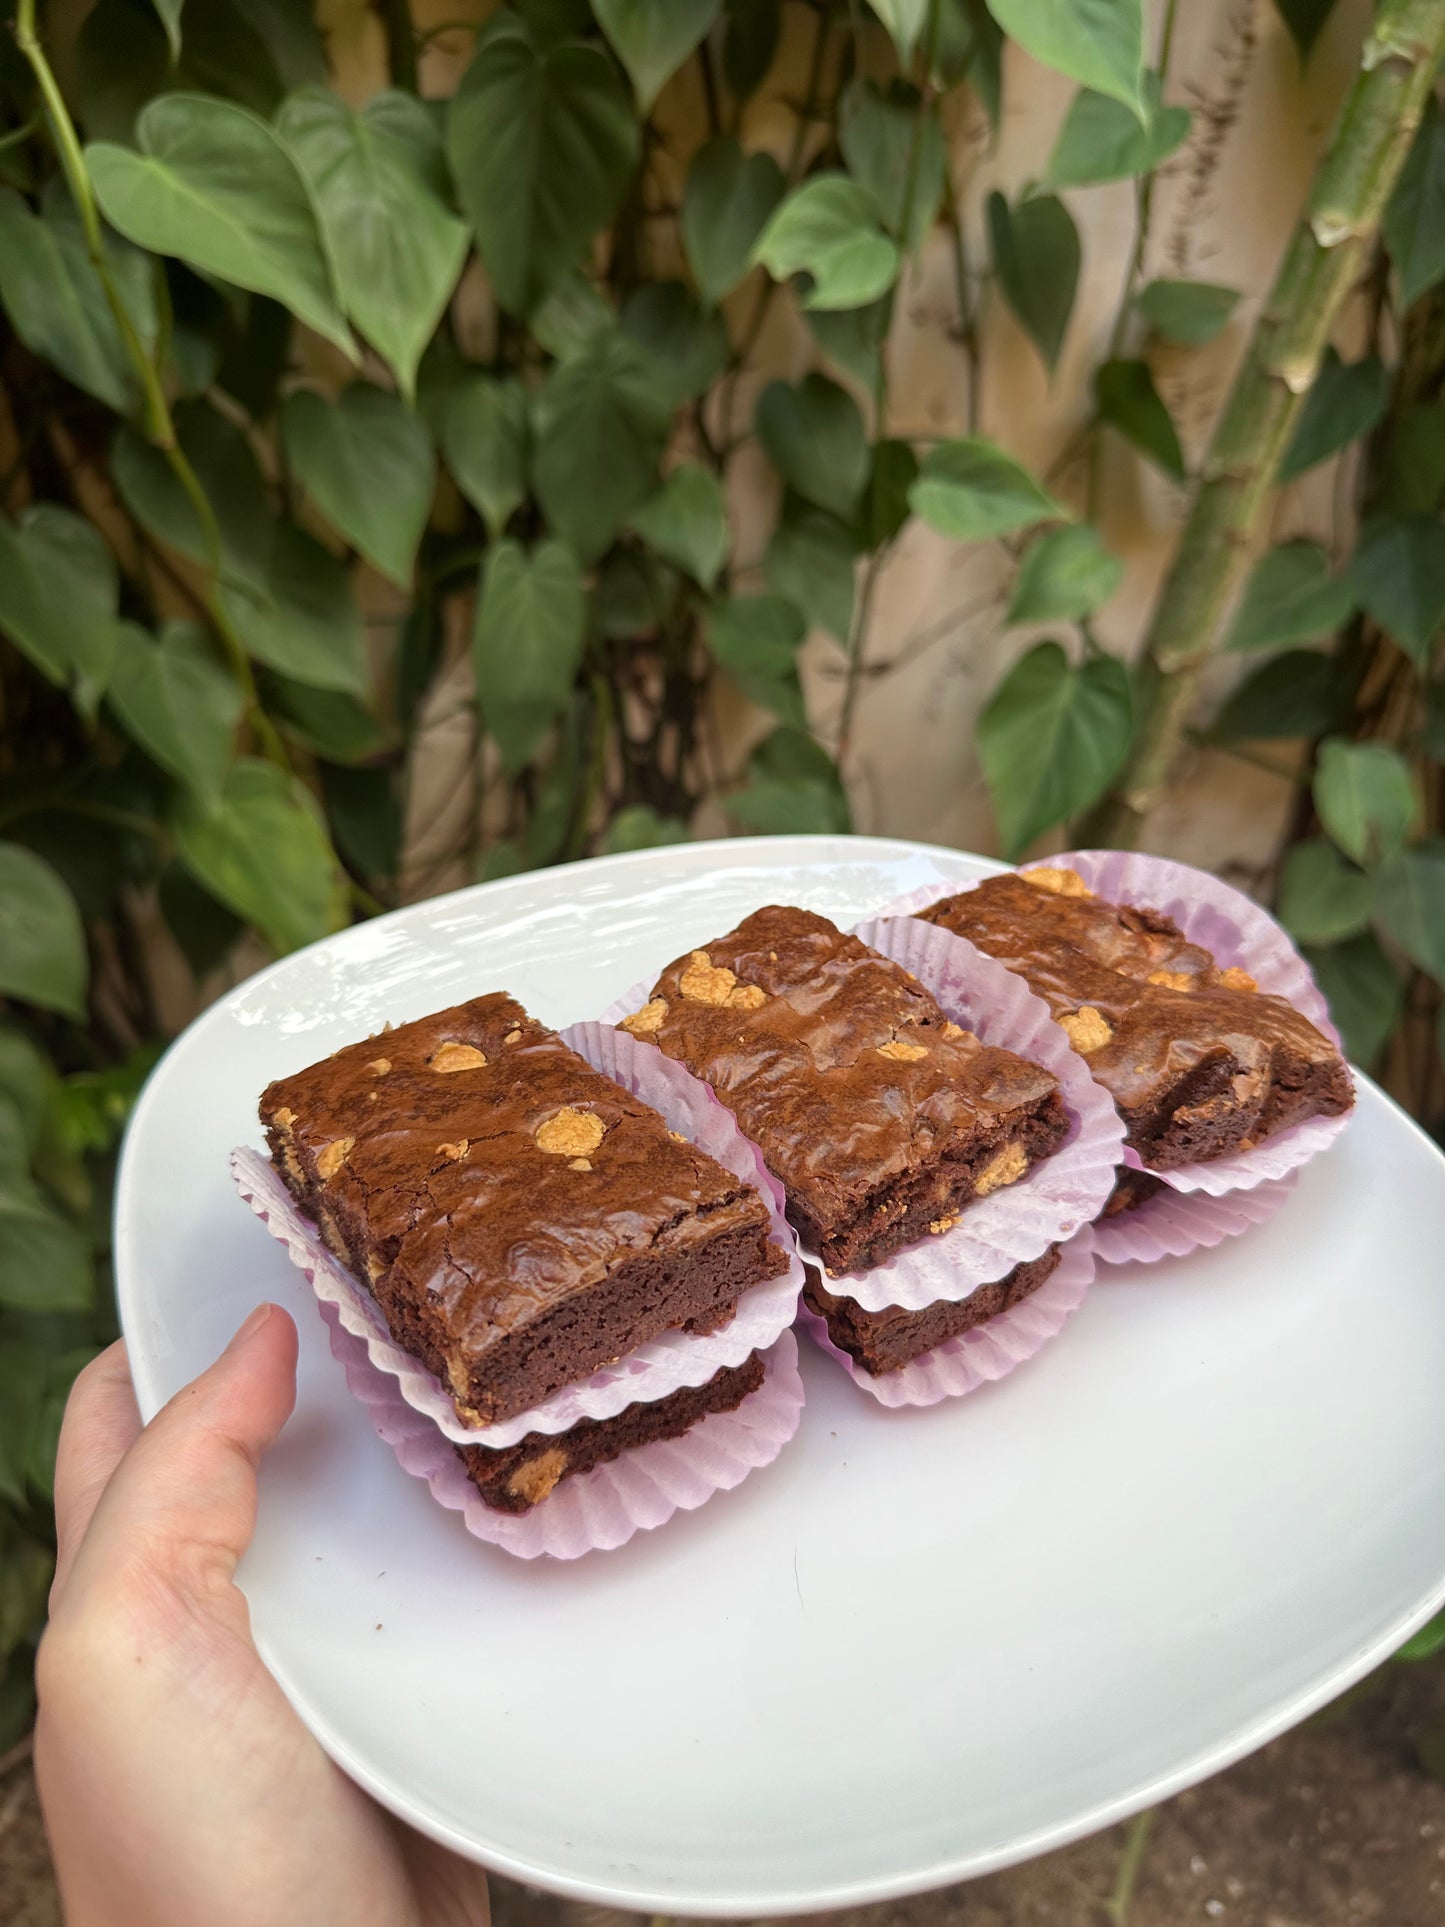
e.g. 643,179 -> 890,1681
50,1341 -> 143,1606
55,1304 -> 299,1618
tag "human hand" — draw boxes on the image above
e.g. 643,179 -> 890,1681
34,1303 -> 491,1927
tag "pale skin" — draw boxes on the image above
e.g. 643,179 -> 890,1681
34,1302 -> 491,1927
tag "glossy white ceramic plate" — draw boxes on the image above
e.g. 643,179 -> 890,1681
114,836 -> 1445,1917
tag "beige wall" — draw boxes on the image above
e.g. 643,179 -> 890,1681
341,1 -> 1371,889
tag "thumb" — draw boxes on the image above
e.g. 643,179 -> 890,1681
58,1303 -> 299,1616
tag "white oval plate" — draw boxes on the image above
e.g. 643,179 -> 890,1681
114,835 -> 1445,1918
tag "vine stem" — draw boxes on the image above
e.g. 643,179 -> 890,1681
1086,0 -> 1183,518
13,0 -> 285,768
1104,1808 -> 1156,1927
1087,0 -> 1445,846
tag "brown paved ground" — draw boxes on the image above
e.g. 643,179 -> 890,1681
5,1660 -> 1443,1926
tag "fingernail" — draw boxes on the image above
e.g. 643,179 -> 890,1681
225,1302 -> 274,1354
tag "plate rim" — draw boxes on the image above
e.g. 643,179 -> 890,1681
113,836 -> 1445,1915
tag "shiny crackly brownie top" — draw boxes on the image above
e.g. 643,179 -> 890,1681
917,868 -> 1347,1121
258,994 -> 774,1343
621,905 -> 1062,1227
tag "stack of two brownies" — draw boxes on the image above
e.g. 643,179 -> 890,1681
260,995 -> 789,1512
621,905 -> 1073,1376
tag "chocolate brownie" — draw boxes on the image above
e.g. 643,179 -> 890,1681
917,868 -> 1353,1169
804,1247 -> 1062,1375
1100,1168 -> 1166,1218
620,905 -> 1069,1276
458,1351 -> 766,1512
260,995 -> 788,1425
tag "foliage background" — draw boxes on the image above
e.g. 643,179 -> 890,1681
0,0 -> 1443,1744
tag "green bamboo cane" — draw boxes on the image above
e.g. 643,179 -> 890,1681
1087,0 -> 1445,847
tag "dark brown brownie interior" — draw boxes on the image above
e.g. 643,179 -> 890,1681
458,1351 -> 766,1512
805,1247 -> 1063,1375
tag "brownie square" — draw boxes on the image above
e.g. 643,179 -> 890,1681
917,868 -> 1352,1169
260,994 -> 787,1426
458,1351 -> 766,1512
804,1247 -> 1062,1375
620,905 -> 1069,1276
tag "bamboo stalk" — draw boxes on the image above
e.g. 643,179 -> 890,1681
1087,0 -> 1445,846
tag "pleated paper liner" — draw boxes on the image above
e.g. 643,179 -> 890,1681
231,1025 -> 803,1450
800,1227 -> 1096,1408
1093,1170 -> 1298,1267
599,927 -> 1124,1314
327,1304 -> 805,1560
874,851 -> 1353,1198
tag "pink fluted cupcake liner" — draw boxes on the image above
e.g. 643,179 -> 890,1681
800,1227 -> 1096,1408
1092,1170 -> 1299,1267
326,1303 -> 805,1560
874,853 -> 1353,1198
840,916 -> 1124,1309
601,935 -> 1123,1314
231,1030 -> 802,1449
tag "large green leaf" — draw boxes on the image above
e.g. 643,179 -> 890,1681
838,79 -> 945,251
1134,279 -> 1239,347
172,758 -> 347,954
447,16 -> 638,315
867,0 -> 932,63
0,844 -> 88,1020
985,0 -> 1144,116
1272,0 -> 1339,59
106,621 -> 242,799
857,437 -> 918,549
987,190 -> 1080,374
764,507 -> 856,643
724,0 -> 780,99
1096,358 -> 1186,480
87,94 -> 352,354
472,539 -> 586,775
1045,72 -> 1190,188
528,270 -> 615,360
619,282 -> 728,406
220,526 -> 368,695
1227,541 -> 1355,652
1377,403 -> 1445,517
531,331 -> 672,561
805,296 -> 892,396
1384,93 -> 1445,309
1007,524 -> 1122,625
1312,739 -> 1414,867
1277,837 -> 1371,944
0,1200 -> 92,1316
1304,931 -> 1401,1066
0,506 -> 118,694
276,88 -> 469,399
281,385 -> 434,588
602,805 -> 692,854
112,401 -> 271,576
755,376 -> 869,521
934,0 -> 1004,121
593,0 -> 722,110
910,439 -> 1063,542
682,137 -> 784,307
0,1029 -> 56,1154
977,641 -> 1133,858
630,466 -> 729,590
733,725 -> 852,833
705,595 -> 807,724
442,375 -> 529,538
267,677 -> 392,765
1214,649 -> 1352,741
1349,516 -> 1445,664
1372,841 -> 1445,980
752,174 -> 900,311
1279,351 -> 1389,482
0,189 -> 158,414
